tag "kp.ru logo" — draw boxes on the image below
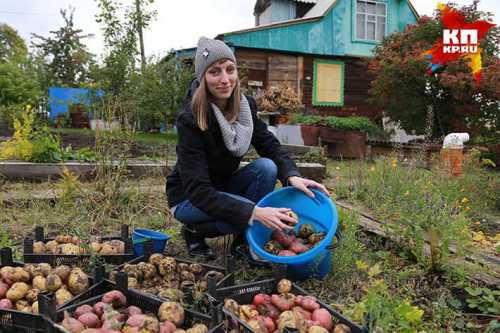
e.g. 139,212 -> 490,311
442,29 -> 478,54
423,3 -> 495,83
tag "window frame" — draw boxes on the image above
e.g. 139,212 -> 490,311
352,0 -> 388,44
312,59 -> 345,107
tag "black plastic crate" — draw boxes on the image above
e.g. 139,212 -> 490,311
110,240 -> 235,298
42,272 -> 215,333
23,225 -> 135,266
211,277 -> 368,333
0,248 -> 102,333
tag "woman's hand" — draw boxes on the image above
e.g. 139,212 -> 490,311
288,176 -> 330,198
253,207 -> 298,231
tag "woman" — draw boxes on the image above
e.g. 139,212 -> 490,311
166,37 -> 329,259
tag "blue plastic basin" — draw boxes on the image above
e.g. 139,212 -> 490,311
132,229 -> 171,256
246,187 -> 338,280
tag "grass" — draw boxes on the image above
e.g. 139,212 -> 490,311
1,150 -> 499,332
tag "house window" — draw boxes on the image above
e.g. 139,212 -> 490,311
356,0 -> 386,41
313,60 -> 344,106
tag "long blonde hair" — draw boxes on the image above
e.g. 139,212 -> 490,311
191,74 -> 241,131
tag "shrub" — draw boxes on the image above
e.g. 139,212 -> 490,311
256,82 -> 301,113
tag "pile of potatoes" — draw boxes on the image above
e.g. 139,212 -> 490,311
223,279 -> 351,333
33,235 -> 125,255
264,220 -> 326,257
58,289 -> 208,333
0,263 -> 90,313
109,254 -> 225,302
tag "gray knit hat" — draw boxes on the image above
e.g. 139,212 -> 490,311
195,37 -> 237,82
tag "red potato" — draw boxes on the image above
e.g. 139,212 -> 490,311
126,314 -> 146,327
62,313 -> 85,333
102,309 -> 126,323
255,315 -> 276,333
0,298 -> 13,309
127,305 -> 143,317
0,282 -> 8,298
78,312 -> 101,328
256,303 -> 280,321
102,319 -> 124,331
80,330 -> 101,333
253,293 -> 271,306
301,296 -> 320,312
159,321 -> 177,333
93,302 -> 106,317
292,306 -> 312,320
102,290 -> 127,307
289,242 -> 309,254
277,250 -> 296,257
271,294 -> 295,312
271,230 -> 294,248
295,295 -> 304,306
74,304 -> 94,318
312,308 -> 333,330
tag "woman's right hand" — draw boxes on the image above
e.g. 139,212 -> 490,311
253,207 -> 297,231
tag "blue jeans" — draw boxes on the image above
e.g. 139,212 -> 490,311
174,158 -> 278,235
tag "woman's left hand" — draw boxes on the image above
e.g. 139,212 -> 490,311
288,176 -> 330,198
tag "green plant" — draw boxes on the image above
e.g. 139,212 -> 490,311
465,287 -> 500,315
289,114 -> 381,135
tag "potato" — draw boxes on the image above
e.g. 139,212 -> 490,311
31,301 -> 39,314
26,288 -> 39,303
264,240 -> 284,255
108,240 -> 125,253
277,279 -> 292,294
308,232 -> 326,245
102,290 -> 127,307
74,304 -> 94,318
271,293 -> 296,312
37,263 -> 52,277
289,241 -> 309,254
11,267 -> 30,282
128,277 -> 139,289
277,311 -> 298,333
159,321 -> 177,333
180,271 -> 195,282
158,257 -> 177,276
22,264 -> 37,278
272,229 -> 294,248
333,324 -> 351,333
148,253 -> 164,266
45,240 -> 59,254
137,262 -> 157,279
46,273 -> 63,292
16,299 -> 31,312
176,263 -> 189,273
59,243 -> 80,255
239,305 -> 259,322
188,264 -> 203,275
0,298 -> 13,309
223,298 -> 239,314
186,324 -> 208,333
62,312 -> 84,333
246,319 -> 267,333
0,282 -> 8,298
123,264 -> 143,280
53,265 -> 72,282
33,241 -> 46,254
309,326 -> 329,333
78,312 -> 101,328
158,288 -> 183,302
0,266 -> 13,279
142,315 -> 160,332
90,241 -> 102,253
6,282 -> 29,301
55,235 -> 73,244
298,224 -> 315,239
312,308 -> 332,331
158,302 -> 184,326
55,288 -> 73,305
99,243 -> 115,255
32,276 -> 47,291
67,268 -> 89,295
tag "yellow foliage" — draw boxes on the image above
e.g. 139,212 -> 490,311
0,109 -> 35,160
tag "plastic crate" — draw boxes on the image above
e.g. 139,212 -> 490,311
23,225 -> 135,266
0,248 -> 102,333
42,273 -> 215,333
211,277 -> 368,333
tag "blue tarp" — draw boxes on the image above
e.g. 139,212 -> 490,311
48,87 -> 104,121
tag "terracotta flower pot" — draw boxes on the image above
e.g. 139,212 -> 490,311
300,125 -> 320,146
319,127 -> 367,158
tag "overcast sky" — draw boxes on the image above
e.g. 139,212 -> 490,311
1,0 -> 498,59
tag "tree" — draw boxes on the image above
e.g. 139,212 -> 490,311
31,7 -> 94,88
368,1 -> 499,140
0,24 -> 28,63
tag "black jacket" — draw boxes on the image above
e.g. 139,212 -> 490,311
166,89 -> 300,226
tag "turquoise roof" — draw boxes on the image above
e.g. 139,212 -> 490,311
220,0 -> 418,58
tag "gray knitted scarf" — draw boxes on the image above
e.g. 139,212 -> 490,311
211,95 -> 253,157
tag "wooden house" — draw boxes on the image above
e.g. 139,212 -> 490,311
175,0 -> 419,119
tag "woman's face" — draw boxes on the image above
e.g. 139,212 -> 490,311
205,59 -> 238,101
